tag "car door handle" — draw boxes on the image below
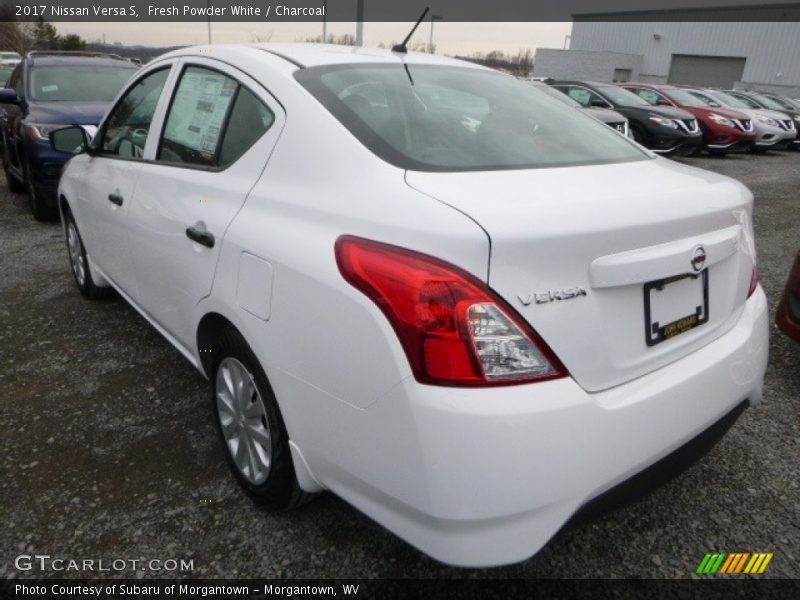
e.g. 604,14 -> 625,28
108,193 -> 124,206
185,225 -> 215,248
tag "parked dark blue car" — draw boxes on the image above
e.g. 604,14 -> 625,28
0,52 -> 138,220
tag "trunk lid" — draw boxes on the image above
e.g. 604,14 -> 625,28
406,158 -> 756,392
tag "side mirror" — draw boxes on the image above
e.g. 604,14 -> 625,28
656,98 -> 671,106
50,126 -> 89,155
0,87 -> 19,105
590,98 -> 608,108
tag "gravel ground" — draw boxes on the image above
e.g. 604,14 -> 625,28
1,150 -> 798,580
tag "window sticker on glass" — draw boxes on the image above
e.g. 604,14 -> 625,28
162,68 -> 238,164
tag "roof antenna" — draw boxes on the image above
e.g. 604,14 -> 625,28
392,7 -> 430,54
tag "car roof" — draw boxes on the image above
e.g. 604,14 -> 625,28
158,43 -> 486,71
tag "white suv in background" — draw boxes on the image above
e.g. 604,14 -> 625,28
51,44 -> 769,567
0,51 -> 22,67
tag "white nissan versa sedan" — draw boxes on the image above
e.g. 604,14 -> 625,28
51,44 -> 768,567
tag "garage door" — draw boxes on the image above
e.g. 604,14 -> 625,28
668,55 -> 746,88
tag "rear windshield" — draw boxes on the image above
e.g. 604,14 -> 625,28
29,65 -> 137,102
296,64 -> 648,172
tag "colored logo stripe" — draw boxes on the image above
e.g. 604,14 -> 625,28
696,553 -> 726,574
745,553 -> 773,574
699,552 -> 773,574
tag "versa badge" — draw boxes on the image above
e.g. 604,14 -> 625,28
518,287 -> 588,306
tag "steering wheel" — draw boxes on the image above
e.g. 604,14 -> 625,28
112,129 -> 146,158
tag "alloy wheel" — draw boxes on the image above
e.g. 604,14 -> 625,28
215,357 -> 272,485
67,222 -> 86,287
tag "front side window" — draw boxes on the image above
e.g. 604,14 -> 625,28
634,88 -> 662,105
101,68 -> 170,158
750,93 -> 788,111
297,65 -> 648,171
29,65 -> 137,102
593,84 -> 652,108
158,66 -> 273,168
661,88 -> 707,108
711,91 -> 752,109
687,91 -> 718,107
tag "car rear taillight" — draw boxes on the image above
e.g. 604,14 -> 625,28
335,236 -> 567,387
748,265 -> 758,298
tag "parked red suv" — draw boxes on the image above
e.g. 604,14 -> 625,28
619,83 -> 756,155
776,247 -> 800,343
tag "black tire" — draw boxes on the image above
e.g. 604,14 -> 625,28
24,160 -> 57,221
63,209 -> 114,300
211,328 -> 313,511
2,149 -> 25,193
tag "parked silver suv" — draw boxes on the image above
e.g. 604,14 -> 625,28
686,88 -> 795,151
726,90 -> 800,150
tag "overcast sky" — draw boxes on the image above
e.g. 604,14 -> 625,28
55,21 -> 573,55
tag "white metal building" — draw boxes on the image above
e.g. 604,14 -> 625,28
535,15 -> 800,96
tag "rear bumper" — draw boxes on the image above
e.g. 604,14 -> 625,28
565,398 -> 748,529
319,287 -> 769,567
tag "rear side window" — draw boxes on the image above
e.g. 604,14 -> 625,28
297,65 -> 648,172
158,66 -> 273,168
218,87 -> 274,167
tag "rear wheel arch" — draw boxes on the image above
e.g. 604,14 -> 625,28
197,312 -> 239,378
200,315 -> 315,508
59,194 -> 71,220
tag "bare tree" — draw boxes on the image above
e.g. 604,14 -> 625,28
302,33 -> 357,46
249,30 -> 274,43
462,48 -> 535,76
0,21 -> 36,54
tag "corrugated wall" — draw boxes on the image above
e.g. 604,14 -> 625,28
570,22 -> 800,92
